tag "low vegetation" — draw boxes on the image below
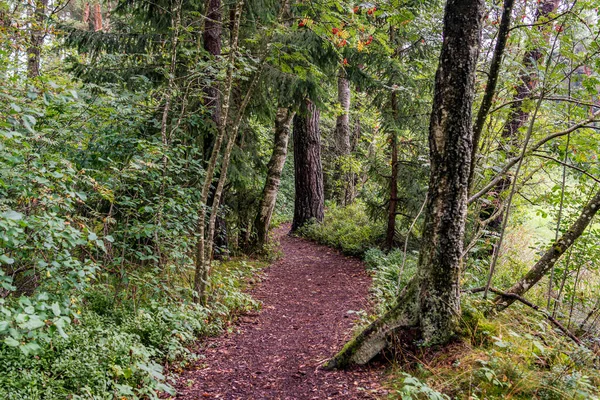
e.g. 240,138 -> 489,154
0,259 -> 264,399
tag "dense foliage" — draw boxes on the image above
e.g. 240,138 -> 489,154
1,0 -> 600,397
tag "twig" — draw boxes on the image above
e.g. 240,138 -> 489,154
467,286 -> 584,347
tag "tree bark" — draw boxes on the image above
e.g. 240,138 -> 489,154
416,0 -> 483,343
326,0 -> 484,368
291,100 -> 324,232
334,71 -> 353,205
202,0 -> 228,253
385,92 -> 399,250
493,187 -> 600,311
203,0 -> 222,128
83,3 -> 90,26
255,108 -> 294,247
27,0 -> 48,78
92,3 -> 102,31
202,0 -> 227,258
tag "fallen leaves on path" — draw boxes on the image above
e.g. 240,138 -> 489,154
173,226 -> 386,399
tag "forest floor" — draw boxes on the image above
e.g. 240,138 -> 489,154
173,225 -> 387,399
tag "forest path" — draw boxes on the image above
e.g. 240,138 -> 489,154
174,225 -> 386,399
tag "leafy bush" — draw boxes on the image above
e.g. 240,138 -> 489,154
298,201 -> 384,255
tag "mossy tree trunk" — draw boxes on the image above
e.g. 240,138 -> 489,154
291,99 -> 324,232
326,0 -> 484,368
254,107 -> 295,248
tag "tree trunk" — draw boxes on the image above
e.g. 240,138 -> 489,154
83,3 -> 90,26
494,187 -> 600,311
92,3 -> 102,31
469,0 -> 515,188
385,92 -> 399,250
501,0 -> 560,141
291,100 -> 324,232
471,0 -> 559,257
202,0 -> 227,254
27,0 -> 48,78
194,0 -> 243,303
255,107 -> 295,247
326,0 -> 483,368
334,72 -> 352,205
203,0 -> 222,128
416,0 -> 483,343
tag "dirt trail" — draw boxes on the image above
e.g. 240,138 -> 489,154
175,226 -> 385,399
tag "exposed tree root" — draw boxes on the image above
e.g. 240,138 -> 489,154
324,279 -> 419,369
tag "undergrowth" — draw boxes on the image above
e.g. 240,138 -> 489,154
386,299 -> 600,400
297,201 -> 384,255
364,248 -> 417,315
0,259 -> 263,400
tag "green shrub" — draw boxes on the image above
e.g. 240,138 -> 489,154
298,201 -> 384,255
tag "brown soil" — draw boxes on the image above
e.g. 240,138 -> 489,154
174,226 -> 386,399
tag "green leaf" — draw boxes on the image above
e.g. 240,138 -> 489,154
51,302 -> 61,317
533,340 -> 546,354
4,337 -> 19,347
123,367 -> 133,379
24,316 -> 45,330
0,255 -> 14,265
2,211 -> 23,221
21,341 -> 41,356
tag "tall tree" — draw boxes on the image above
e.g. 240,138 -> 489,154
472,0 -> 561,233
291,99 -> 324,232
27,0 -> 48,78
202,0 -> 227,256
334,70 -> 353,205
326,0 -> 484,367
194,0 -> 244,302
203,0 -> 222,128
255,107 -> 295,247
385,91 -> 399,250
469,0 -> 515,189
